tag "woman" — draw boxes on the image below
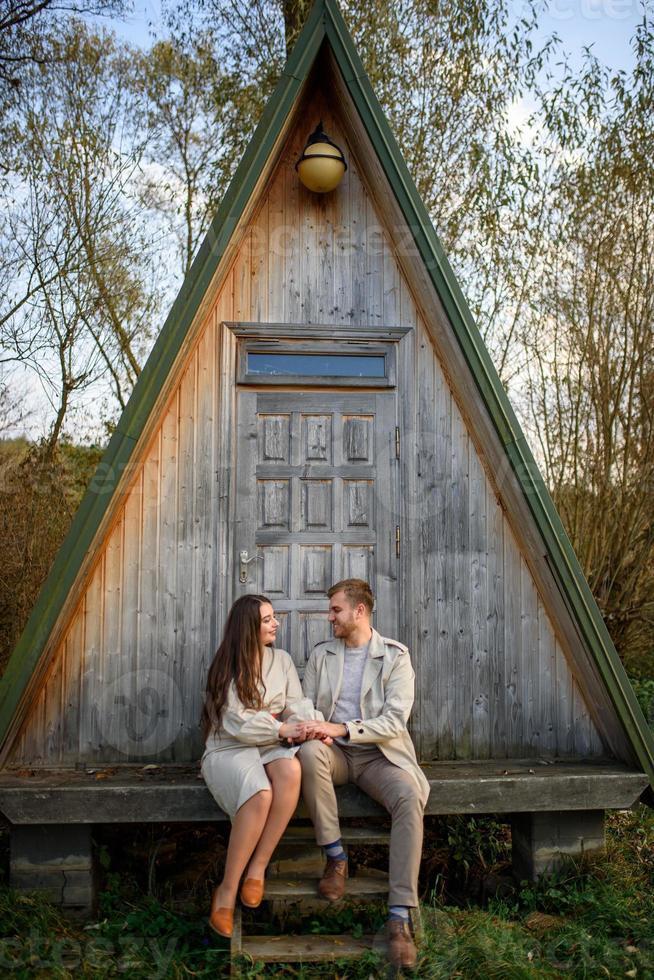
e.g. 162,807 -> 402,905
200,594 -> 319,938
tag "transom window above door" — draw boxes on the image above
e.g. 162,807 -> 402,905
247,352 -> 386,379
228,323 -> 410,388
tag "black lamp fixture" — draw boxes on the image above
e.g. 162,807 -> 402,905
295,121 -> 347,193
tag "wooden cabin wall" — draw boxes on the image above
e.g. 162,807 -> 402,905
8,94 -> 604,766
412,316 -> 604,759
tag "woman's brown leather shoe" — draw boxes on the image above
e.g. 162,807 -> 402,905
209,906 -> 234,938
240,877 -> 265,908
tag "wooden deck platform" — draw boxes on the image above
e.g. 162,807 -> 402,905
0,759 -> 648,824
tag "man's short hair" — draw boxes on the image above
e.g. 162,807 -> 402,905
327,579 -> 374,613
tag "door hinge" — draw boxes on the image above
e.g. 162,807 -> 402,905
395,525 -> 400,558
395,426 -> 400,459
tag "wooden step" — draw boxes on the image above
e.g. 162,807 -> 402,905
239,933 -> 373,963
281,824 -> 391,845
264,874 -> 388,901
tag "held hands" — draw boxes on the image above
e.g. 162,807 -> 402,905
277,720 -> 348,745
278,720 -> 309,743
303,720 -> 348,743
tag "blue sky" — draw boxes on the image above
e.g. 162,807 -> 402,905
527,0 -> 646,71
105,0 -> 646,73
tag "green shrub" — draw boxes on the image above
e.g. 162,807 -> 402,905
630,675 -> 654,727
0,439 -> 103,677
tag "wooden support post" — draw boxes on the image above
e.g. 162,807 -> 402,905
229,906 -> 242,976
10,824 -> 96,913
511,810 -> 605,881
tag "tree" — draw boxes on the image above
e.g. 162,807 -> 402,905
1,21 -> 163,444
518,20 -> 654,670
131,37 -> 263,277
0,0 -> 128,89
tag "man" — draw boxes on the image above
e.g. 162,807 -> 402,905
298,579 -> 429,969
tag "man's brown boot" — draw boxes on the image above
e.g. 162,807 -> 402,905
385,919 -> 417,969
318,857 -> 347,901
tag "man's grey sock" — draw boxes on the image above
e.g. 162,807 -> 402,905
388,905 -> 410,922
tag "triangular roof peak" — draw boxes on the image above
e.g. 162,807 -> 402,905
1,0 -> 652,792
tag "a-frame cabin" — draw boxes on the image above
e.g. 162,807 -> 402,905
0,0 -> 652,916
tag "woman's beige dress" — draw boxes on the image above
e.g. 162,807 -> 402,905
201,647 -> 320,819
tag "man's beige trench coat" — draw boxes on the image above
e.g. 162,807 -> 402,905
301,628 -> 430,807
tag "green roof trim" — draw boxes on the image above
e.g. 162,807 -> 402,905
1,0 -> 652,793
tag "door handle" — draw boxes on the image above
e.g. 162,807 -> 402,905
239,550 -> 263,584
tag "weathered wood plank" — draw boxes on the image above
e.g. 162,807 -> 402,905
333,130 -> 351,323
521,557 -> 539,754
436,362 -> 454,758
349,156 -> 367,325
250,196 -> 268,322
0,762 -> 647,823
365,192 -> 383,324
555,639 -> 575,755
487,484 -> 505,756
382,223 -> 400,325
398,319 -> 417,743
470,450 -> 489,758
264,875 -> 388,901
137,428 -> 161,760
157,394 -> 179,760
504,526 -> 523,754
416,324 -> 437,759
174,353 -> 198,761
215,293 -> 236,648
267,156 -> 285,323
537,598 -> 557,756
119,469 -> 142,759
61,606 -> 83,763
193,320 -> 217,750
371,392 -> 399,640
284,130 -> 301,323
588,707 -> 606,756
100,513 -> 124,760
299,159 -> 317,323
232,225 -> 251,322
452,406 -> 471,757
240,935 -> 372,963
572,677 -> 593,758
280,825 -> 391,845
43,638 -> 63,765
79,563 -> 103,760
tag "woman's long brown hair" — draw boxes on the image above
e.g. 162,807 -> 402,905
201,594 -> 271,739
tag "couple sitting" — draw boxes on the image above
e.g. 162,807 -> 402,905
200,578 -> 429,969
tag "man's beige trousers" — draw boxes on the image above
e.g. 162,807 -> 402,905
298,740 -> 424,907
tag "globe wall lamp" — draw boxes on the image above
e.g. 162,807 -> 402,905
295,121 -> 347,193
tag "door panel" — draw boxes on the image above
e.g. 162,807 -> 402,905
234,391 -> 398,673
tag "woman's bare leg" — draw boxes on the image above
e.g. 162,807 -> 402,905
211,788 -> 272,911
245,757 -> 302,880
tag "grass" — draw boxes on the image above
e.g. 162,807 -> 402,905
0,807 -> 653,978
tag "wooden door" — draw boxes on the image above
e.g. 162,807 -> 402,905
233,390 -> 399,672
